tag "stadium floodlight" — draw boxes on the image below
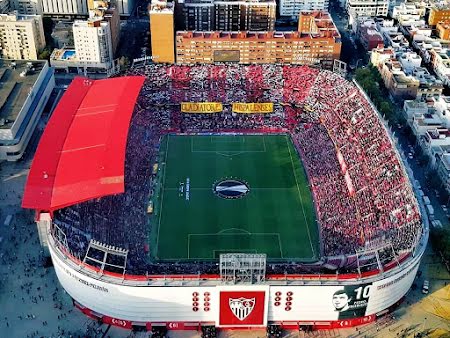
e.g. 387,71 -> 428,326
220,253 -> 266,284
355,239 -> 399,277
83,239 -> 129,276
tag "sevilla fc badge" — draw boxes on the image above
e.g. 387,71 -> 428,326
229,297 -> 255,321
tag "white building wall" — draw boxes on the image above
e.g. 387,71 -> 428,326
279,0 -> 329,18
347,0 -> 388,19
73,20 -> 113,67
399,52 -> 422,73
433,59 -> 450,87
0,13 -> 45,60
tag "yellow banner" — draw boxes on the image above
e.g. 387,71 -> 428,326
181,102 -> 223,113
232,103 -> 274,114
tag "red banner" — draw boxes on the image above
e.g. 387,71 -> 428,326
103,315 -> 133,329
166,322 -> 185,329
219,291 -> 266,327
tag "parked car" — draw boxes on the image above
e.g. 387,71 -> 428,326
422,280 -> 429,294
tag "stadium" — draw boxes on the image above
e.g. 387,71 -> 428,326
22,64 -> 429,334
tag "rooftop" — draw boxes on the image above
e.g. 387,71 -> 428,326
0,59 -> 46,130
149,0 -> 174,12
433,1 -> 450,10
427,127 -> 450,139
405,100 -> 428,108
0,12 -> 40,22
442,153 -> 450,168
177,28 -> 340,40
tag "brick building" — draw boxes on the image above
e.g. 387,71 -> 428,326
176,11 -> 341,66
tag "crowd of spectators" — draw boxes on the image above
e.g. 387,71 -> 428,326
52,64 -> 423,276
267,324 -> 282,338
201,325 -> 217,338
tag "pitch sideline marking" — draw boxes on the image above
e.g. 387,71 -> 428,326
155,134 -> 170,257
277,233 -> 284,258
187,232 -> 190,259
187,232 -> 282,260
286,135 -> 316,258
190,135 -> 266,156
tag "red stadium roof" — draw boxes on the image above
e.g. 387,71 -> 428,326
22,76 -> 145,211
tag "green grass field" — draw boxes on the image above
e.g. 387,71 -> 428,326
150,134 -> 318,261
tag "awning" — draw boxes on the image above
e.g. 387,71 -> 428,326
22,76 -> 145,211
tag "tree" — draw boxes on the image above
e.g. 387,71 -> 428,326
38,49 -> 51,60
379,101 -> 393,118
119,56 -> 130,70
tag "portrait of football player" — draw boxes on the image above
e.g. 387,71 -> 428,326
332,289 -> 351,312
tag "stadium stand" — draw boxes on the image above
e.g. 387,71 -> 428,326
49,64 -> 422,276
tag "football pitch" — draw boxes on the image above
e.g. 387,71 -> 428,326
150,134 -> 319,261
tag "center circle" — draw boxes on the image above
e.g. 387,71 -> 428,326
213,179 -> 249,199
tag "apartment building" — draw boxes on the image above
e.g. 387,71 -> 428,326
391,2 -> 426,21
370,45 -> 395,67
279,0 -> 329,18
356,19 -> 383,51
178,0 -> 276,32
436,21 -> 450,40
414,67 -> 444,99
429,1 -> 450,26
8,0 -> 41,15
421,128 -> 450,156
50,0 -> 118,74
430,49 -> 450,86
411,113 -> 443,137
347,0 -> 388,24
378,59 -> 420,99
72,19 -> 113,66
0,12 -> 45,60
403,100 -> 428,123
150,0 -> 175,63
398,51 -> 422,73
176,11 -> 341,66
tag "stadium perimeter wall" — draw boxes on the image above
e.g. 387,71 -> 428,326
47,225 -> 425,330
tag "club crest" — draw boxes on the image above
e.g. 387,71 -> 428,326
229,297 -> 255,321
